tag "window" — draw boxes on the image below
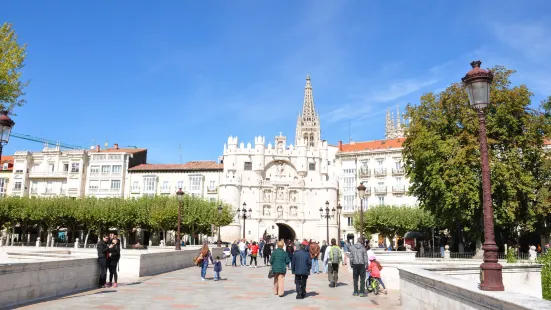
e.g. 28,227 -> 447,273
90,166 -> 100,174
343,168 -> 356,174
377,159 -> 384,167
244,162 -> 252,171
132,180 -> 139,190
347,217 -> 354,227
343,177 -> 355,192
101,166 -> 111,174
89,180 -> 99,190
161,180 -> 169,190
378,196 -> 384,206
395,177 -> 402,185
46,181 -> 54,194
111,180 -> 121,190
343,195 -> 355,211
63,163 -> 69,172
308,163 -> 316,171
189,176 -> 201,192
144,177 -> 156,192
14,182 -> 22,190
0,178 -> 5,195
177,180 -> 184,190
112,165 -> 122,174
31,181 -> 38,193
2,163 -> 8,170
94,154 -> 106,160
71,163 -> 80,172
209,180 -> 216,190
395,160 -> 402,170
108,155 -> 121,160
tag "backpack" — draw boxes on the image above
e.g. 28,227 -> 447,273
329,246 -> 341,263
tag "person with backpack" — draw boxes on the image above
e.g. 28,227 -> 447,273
323,238 -> 342,288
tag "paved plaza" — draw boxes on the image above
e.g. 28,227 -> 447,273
17,262 -> 402,310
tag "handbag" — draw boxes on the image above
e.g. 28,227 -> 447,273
268,269 -> 274,279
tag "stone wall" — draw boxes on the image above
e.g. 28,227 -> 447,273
0,257 -> 99,309
398,266 -> 551,310
138,247 -> 223,277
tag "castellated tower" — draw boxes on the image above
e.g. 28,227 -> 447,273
295,75 -> 321,149
385,106 -> 406,139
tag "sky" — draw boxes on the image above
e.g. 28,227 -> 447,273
1,1 -> 550,163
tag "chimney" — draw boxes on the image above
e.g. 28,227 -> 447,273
338,140 -> 343,151
96,145 -> 100,152
114,143 -> 119,150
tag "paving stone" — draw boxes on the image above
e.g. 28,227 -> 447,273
17,263 -> 402,309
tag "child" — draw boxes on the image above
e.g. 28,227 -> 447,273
367,256 -> 387,294
213,256 -> 222,281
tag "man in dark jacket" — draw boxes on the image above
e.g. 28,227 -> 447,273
259,239 -> 265,258
96,234 -> 111,288
349,237 -> 368,296
292,243 -> 312,299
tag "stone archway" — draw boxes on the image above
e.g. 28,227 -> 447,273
277,223 -> 296,242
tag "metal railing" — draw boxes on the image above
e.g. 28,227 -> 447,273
374,168 -> 387,176
392,167 -> 405,175
416,251 -> 531,260
374,186 -> 387,194
392,185 -> 406,193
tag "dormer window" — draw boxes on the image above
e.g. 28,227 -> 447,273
2,163 -> 8,170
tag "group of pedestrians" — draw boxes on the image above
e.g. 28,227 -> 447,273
96,232 -> 121,288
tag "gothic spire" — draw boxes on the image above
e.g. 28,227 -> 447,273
301,74 -> 316,121
295,74 -> 321,148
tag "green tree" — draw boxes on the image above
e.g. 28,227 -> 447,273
353,205 -> 435,246
402,66 -> 551,247
0,23 -> 28,111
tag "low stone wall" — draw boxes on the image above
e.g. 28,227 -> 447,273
0,257 -> 99,309
398,266 -> 551,309
138,247 -> 223,277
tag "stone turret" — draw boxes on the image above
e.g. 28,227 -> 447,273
253,136 -> 265,172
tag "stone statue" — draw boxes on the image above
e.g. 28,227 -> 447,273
278,162 -> 285,175
529,245 -> 537,261
290,191 -> 297,202
278,190 -> 284,200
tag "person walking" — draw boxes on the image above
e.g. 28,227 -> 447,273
107,236 -> 121,288
263,241 -> 272,266
320,240 -> 328,273
238,239 -> 247,266
199,244 -> 214,281
292,243 -> 312,299
96,234 -> 110,288
259,239 -> 265,259
286,240 -> 295,269
249,241 -> 259,268
270,240 -> 290,297
349,238 -> 368,296
324,238 -> 342,287
231,240 -> 239,267
309,240 -> 321,274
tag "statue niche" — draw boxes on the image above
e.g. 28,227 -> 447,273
276,187 -> 286,201
263,190 -> 272,202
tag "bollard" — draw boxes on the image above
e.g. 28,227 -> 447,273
75,238 -> 79,248
36,237 -> 41,247
444,245 -> 451,259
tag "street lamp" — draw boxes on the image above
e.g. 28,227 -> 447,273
217,204 -> 223,248
0,110 -> 15,163
462,60 -> 504,291
175,188 -> 184,250
357,182 -> 367,240
319,201 -> 335,243
237,202 -> 252,239
337,203 -> 342,242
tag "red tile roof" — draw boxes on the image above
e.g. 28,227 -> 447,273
129,161 -> 223,172
0,156 -> 13,171
339,138 -> 405,153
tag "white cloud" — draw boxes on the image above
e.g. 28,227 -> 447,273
491,22 -> 551,60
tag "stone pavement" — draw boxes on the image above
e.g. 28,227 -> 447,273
17,261 -> 402,310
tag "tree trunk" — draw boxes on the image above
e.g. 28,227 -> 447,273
84,230 -> 91,248
191,225 -> 196,245
10,225 -> 15,245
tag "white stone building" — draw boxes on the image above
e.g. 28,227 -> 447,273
126,161 -> 223,201
219,76 -> 340,243
0,156 -> 14,197
85,144 -> 147,198
10,145 -> 89,198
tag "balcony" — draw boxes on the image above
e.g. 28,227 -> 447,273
374,186 -> 387,194
392,167 -> 405,175
29,171 -> 68,178
373,168 -> 387,177
207,187 -> 218,194
358,168 -> 371,178
392,185 -> 406,194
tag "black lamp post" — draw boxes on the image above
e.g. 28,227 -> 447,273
461,60 -> 504,291
337,203 -> 342,242
357,182 -> 367,240
175,188 -> 184,250
217,204 -> 223,247
0,110 -> 15,163
319,201 -> 335,243
237,202 -> 252,239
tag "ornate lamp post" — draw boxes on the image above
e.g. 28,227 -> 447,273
0,111 -> 15,163
237,202 -> 252,239
461,60 -> 504,291
319,201 -> 335,243
337,203 -> 342,242
217,204 -> 223,247
357,182 -> 366,240
175,188 -> 184,250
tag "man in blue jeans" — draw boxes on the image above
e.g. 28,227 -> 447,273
238,239 -> 247,266
309,240 -> 321,274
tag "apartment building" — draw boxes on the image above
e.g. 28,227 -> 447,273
126,161 -> 223,201
0,156 -> 14,197
85,144 -> 147,198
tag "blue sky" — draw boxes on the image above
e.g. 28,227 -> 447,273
2,1 -> 550,163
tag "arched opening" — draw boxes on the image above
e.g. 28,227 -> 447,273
278,223 -> 296,242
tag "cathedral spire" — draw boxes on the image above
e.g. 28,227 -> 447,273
295,75 -> 321,148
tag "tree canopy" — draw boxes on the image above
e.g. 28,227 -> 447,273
402,65 -> 551,241
0,22 -> 28,111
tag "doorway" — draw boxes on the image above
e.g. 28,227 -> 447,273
277,223 -> 296,242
